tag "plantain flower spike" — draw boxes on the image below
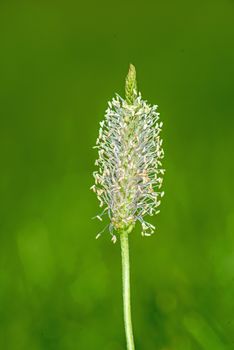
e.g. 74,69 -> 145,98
92,64 -> 164,241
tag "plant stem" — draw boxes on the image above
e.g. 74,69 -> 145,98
120,230 -> 135,350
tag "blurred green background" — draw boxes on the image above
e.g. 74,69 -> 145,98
0,0 -> 234,349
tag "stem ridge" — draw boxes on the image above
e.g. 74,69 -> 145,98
120,230 -> 135,350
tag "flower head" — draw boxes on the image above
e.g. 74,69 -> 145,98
92,65 -> 164,240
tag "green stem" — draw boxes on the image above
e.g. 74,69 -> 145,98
120,230 -> 135,350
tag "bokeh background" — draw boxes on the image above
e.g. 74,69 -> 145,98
0,0 -> 234,349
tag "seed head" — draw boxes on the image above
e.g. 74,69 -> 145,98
92,65 -> 164,240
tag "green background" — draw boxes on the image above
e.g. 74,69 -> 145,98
0,0 -> 234,349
